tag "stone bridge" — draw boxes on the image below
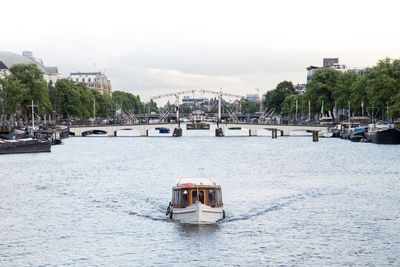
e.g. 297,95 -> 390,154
219,123 -> 329,136
69,122 -> 328,137
69,123 -> 180,137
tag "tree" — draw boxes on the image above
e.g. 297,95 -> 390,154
304,68 -> 341,115
55,79 -> 82,119
263,81 -> 295,113
92,90 -> 113,118
333,71 -> 359,109
240,100 -> 259,113
390,94 -> 400,120
76,83 -> 94,119
364,58 -> 400,119
0,75 -> 29,118
112,91 -> 143,114
9,63 -> 51,115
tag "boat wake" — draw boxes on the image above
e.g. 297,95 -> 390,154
125,197 -> 171,222
126,210 -> 169,222
224,189 -> 336,223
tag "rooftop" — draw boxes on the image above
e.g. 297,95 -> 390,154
70,72 -> 105,76
0,51 -> 58,75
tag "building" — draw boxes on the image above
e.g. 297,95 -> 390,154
294,83 -> 307,94
0,51 -> 59,84
323,58 -> 339,67
246,94 -> 259,103
69,72 -> 112,95
0,61 -> 9,78
306,66 -> 320,83
307,58 -> 366,83
181,96 -> 209,106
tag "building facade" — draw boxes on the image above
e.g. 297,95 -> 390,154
0,61 -> 9,78
246,94 -> 259,103
294,83 -> 307,94
69,72 -> 112,95
0,51 -> 59,84
182,96 -> 209,106
323,58 -> 339,67
307,58 -> 366,83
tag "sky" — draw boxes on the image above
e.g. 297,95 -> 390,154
2,0 -> 400,103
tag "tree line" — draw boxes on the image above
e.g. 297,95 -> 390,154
0,63 -> 155,122
263,58 -> 400,121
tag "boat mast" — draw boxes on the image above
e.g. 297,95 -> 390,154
218,88 -> 222,126
348,101 -> 351,123
28,100 -> 38,128
387,101 -> 390,124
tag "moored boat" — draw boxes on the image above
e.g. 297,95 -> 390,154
0,138 -> 51,154
159,127 -> 170,134
366,123 -> 400,144
166,178 -> 225,223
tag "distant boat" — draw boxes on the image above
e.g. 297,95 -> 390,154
349,127 -> 367,142
0,138 -> 51,154
166,178 -> 225,223
159,128 -> 170,134
35,129 -> 62,144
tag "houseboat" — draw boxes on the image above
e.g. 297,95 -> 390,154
166,178 -> 225,223
0,138 -> 51,154
366,122 -> 400,144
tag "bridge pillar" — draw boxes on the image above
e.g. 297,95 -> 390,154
272,128 -> 277,139
249,128 -> 257,136
139,128 -> 148,136
216,128 -> 224,136
173,128 -> 182,137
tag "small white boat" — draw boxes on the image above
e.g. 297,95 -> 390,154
166,178 -> 225,223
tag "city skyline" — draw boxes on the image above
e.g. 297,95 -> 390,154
3,0 -> 400,101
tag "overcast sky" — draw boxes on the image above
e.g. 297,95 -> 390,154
3,0 -> 400,102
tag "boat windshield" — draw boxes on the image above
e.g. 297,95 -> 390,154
172,187 -> 222,208
192,190 -> 205,204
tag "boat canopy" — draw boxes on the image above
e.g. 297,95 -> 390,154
176,178 -> 217,187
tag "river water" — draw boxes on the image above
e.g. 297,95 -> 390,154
1,127 -> 399,266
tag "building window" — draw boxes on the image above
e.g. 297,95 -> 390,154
82,78 -> 85,82
76,78 -> 79,82
88,78 -> 91,82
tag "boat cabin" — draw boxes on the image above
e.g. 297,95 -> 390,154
171,178 -> 223,209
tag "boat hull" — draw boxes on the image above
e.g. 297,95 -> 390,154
172,202 -> 224,223
0,139 -> 51,154
367,128 -> 400,144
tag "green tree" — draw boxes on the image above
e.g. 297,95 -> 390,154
281,94 -> 301,116
333,71 -> 359,109
240,100 -> 259,113
364,58 -> 400,119
9,63 -> 51,115
112,90 -> 143,114
0,75 -> 29,118
390,94 -> 400,120
263,81 -> 295,113
55,79 -> 82,119
76,83 -> 94,119
305,68 -> 341,114
93,90 -> 113,118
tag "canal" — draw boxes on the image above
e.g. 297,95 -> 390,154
1,133 -> 399,265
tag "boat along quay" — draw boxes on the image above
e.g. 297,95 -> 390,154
68,122 -> 329,137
